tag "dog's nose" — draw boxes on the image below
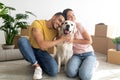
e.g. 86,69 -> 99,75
66,25 -> 70,30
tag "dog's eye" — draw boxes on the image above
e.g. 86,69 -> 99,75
65,22 -> 67,24
71,24 -> 73,26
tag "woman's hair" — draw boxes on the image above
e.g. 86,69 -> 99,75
63,8 -> 73,20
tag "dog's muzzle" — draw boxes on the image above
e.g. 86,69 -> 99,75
64,25 -> 71,35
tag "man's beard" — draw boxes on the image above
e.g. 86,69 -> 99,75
51,20 -> 57,30
52,25 -> 57,30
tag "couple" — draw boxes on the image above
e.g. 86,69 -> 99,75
18,8 -> 96,80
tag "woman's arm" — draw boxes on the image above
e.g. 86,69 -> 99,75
73,30 -> 92,44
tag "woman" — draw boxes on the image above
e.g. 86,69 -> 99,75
63,8 -> 97,80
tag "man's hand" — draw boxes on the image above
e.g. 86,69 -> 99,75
60,34 -> 72,43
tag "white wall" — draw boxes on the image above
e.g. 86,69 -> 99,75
0,0 -> 120,44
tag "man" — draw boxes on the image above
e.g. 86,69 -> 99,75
18,12 -> 70,79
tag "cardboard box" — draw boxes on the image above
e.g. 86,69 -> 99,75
95,23 -> 107,37
107,49 -> 120,65
92,36 -> 108,54
95,23 -> 115,38
20,27 -> 29,36
13,35 -> 21,49
91,35 -> 116,54
107,38 -> 116,49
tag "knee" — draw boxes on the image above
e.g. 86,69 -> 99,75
79,71 -> 92,80
47,66 -> 58,76
18,37 -> 28,43
80,75 -> 92,80
66,66 -> 77,78
51,70 -> 58,76
18,37 -> 28,46
46,61 -> 58,76
66,71 -> 76,78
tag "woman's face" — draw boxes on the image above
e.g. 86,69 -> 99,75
66,11 -> 76,22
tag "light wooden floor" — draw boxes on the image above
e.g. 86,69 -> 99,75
0,52 -> 120,80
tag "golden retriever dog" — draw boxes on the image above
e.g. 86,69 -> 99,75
55,20 -> 77,72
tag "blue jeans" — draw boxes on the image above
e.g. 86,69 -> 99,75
18,37 -> 58,76
66,52 -> 96,80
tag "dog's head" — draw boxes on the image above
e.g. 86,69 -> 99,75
61,20 -> 77,35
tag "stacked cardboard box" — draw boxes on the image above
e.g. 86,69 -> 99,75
13,27 -> 30,49
107,49 -> 120,64
13,35 -> 21,49
92,23 -> 115,54
20,27 -> 29,36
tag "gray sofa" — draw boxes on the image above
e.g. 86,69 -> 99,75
0,48 -> 23,61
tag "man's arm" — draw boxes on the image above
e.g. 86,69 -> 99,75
32,28 -> 67,50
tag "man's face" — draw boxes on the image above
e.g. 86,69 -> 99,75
52,15 -> 65,30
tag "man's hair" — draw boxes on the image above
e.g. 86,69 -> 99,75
63,8 -> 73,20
54,12 -> 65,19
